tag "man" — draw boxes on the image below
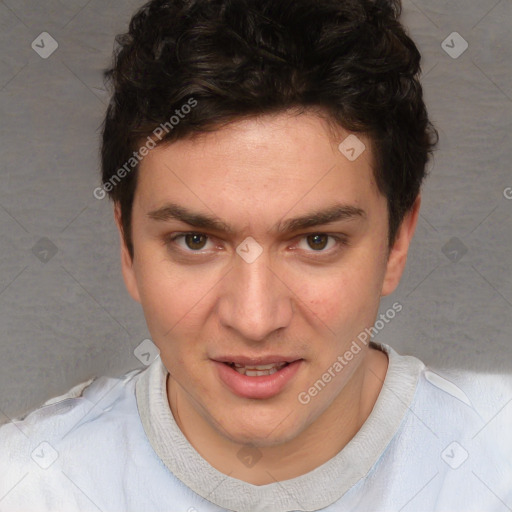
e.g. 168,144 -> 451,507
1,0 -> 511,510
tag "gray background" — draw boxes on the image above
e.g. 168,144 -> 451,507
0,0 -> 510,421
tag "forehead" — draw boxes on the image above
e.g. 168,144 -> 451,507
134,111 -> 382,226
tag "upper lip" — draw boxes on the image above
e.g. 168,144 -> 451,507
213,355 -> 302,365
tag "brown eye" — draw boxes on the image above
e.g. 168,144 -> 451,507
184,233 -> 208,250
306,234 -> 329,251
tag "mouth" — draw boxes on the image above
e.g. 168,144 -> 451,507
212,358 -> 304,399
224,361 -> 290,376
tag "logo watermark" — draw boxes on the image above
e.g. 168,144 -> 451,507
93,97 -> 198,200
298,302 -> 402,405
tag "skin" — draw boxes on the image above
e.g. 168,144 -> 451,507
115,109 -> 420,485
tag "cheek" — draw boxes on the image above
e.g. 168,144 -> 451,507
302,258 -> 381,319
303,277 -> 352,321
297,267 -> 385,363
132,254 -> 224,362
134,269 -> 200,373
132,257 -> 191,337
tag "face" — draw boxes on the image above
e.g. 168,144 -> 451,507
117,110 -> 418,447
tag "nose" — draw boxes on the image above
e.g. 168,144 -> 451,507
217,250 -> 294,342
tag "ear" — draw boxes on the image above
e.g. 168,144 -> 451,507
114,203 -> 141,303
381,195 -> 421,297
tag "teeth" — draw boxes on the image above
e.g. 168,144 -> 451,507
245,368 -> 278,376
230,362 -> 288,376
234,363 -> 285,370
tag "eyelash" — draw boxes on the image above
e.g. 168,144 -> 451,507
165,232 -> 349,257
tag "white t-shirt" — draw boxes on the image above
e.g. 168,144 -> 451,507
0,342 -> 511,512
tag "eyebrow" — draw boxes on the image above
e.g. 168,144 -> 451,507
147,202 -> 366,234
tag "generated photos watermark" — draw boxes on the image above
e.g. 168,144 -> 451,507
93,97 -> 198,200
298,302 -> 403,405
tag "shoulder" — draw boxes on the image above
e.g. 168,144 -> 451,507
382,342 -> 512,441
371,348 -> 512,508
0,363 -> 193,511
0,367 -> 145,478
414,365 -> 512,434
410,364 -> 512,499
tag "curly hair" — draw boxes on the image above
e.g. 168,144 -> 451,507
101,0 -> 439,259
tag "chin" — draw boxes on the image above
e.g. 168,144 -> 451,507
216,414 -> 304,448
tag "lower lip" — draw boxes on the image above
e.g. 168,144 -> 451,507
213,360 -> 303,399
